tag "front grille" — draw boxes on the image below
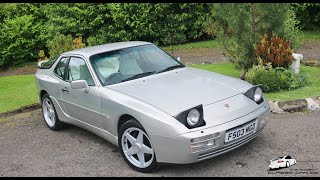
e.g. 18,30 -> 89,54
198,128 -> 262,160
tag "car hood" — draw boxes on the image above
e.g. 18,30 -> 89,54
108,67 -> 253,116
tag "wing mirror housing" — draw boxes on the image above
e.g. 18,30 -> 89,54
177,56 -> 181,62
70,80 -> 89,93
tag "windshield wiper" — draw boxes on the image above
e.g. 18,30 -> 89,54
121,71 -> 156,83
156,65 -> 184,74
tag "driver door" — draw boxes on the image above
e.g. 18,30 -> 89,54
60,56 -> 102,128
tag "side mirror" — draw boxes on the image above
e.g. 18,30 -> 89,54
70,80 -> 89,93
177,56 -> 181,62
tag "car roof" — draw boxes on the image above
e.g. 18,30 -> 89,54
62,41 -> 153,57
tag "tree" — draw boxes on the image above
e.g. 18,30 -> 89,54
0,14 -> 41,68
214,3 -> 300,79
292,3 -> 320,30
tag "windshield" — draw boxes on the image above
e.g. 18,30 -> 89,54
90,44 -> 184,86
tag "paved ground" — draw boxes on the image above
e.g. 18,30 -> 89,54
0,109 -> 319,177
297,41 -> 320,61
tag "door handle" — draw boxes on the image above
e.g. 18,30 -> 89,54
61,87 -> 69,93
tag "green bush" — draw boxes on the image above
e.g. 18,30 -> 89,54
292,3 -> 320,30
246,62 -> 307,93
0,14 -> 41,69
46,33 -> 73,59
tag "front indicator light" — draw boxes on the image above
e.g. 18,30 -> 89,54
190,133 -> 220,153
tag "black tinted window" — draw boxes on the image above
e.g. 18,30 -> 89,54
41,58 -> 57,68
54,57 -> 68,79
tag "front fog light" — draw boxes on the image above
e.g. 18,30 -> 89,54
190,133 -> 220,153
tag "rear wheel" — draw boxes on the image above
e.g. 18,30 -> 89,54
41,93 -> 65,131
118,119 -> 158,173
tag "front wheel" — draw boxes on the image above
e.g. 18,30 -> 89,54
118,119 -> 158,173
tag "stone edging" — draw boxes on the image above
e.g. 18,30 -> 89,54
268,96 -> 320,113
0,103 -> 41,118
1,96 -> 319,118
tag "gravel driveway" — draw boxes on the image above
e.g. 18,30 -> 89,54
0,109 -> 319,177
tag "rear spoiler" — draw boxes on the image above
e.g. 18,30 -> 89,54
37,60 -> 48,68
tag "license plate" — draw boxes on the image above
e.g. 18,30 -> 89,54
225,120 -> 257,143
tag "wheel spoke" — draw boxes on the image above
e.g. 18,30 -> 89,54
45,100 -> 51,109
125,132 -> 136,144
125,147 -> 136,156
47,111 -> 52,119
137,153 -> 145,166
51,112 -> 55,120
136,131 -> 144,144
142,145 -> 153,154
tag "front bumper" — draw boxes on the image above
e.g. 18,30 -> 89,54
149,101 -> 270,164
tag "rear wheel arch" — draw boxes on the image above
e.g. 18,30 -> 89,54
40,90 -> 48,103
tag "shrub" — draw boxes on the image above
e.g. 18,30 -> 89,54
46,34 -> 87,59
246,60 -> 307,93
254,35 -> 295,69
0,14 -> 41,69
46,33 -> 73,59
73,36 -> 86,49
38,50 -> 48,61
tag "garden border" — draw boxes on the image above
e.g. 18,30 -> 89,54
268,96 -> 320,113
0,103 -> 40,118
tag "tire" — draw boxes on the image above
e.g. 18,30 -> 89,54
41,93 -> 65,131
118,119 -> 158,173
286,161 -> 290,168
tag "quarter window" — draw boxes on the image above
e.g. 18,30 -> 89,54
54,57 -> 68,79
67,57 -> 95,86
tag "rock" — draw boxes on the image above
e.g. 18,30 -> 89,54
268,101 -> 284,113
313,96 -> 320,104
278,99 -> 308,112
306,98 -> 320,110
202,61 -> 212,64
301,60 -> 320,67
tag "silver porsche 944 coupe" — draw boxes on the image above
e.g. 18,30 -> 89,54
36,41 -> 270,172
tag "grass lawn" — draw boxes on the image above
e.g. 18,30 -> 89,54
0,74 -> 38,113
190,63 -> 320,102
301,30 -> 320,43
189,62 -> 242,78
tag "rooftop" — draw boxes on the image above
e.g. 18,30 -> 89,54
62,41 -> 152,57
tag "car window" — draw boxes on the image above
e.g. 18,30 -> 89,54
94,56 -> 121,78
67,57 -> 95,86
40,58 -> 57,69
90,44 -> 183,86
54,57 -> 68,79
285,156 -> 291,159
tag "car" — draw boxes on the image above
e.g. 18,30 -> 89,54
269,156 -> 297,170
35,41 -> 270,173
